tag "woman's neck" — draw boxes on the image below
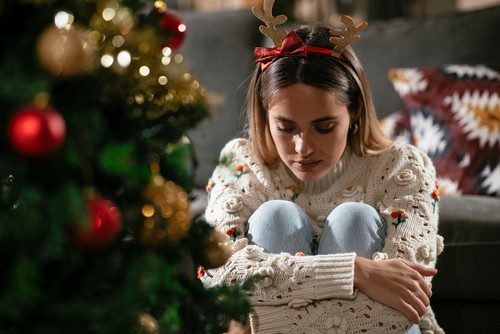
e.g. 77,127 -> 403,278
284,148 -> 352,195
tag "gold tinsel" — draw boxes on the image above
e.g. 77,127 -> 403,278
198,230 -> 233,269
88,0 -> 207,121
139,175 -> 191,245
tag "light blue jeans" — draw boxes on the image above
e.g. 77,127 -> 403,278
247,200 -> 421,334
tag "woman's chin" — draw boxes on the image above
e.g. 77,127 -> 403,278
292,169 -> 327,182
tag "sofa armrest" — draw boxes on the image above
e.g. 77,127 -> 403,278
439,195 -> 500,244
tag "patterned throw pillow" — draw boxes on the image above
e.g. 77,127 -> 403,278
387,65 -> 500,197
379,111 -> 411,145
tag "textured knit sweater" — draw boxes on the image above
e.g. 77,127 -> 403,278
201,138 -> 445,334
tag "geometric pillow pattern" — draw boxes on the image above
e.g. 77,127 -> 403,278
387,65 -> 500,197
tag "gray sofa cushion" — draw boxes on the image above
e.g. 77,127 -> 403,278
439,195 -> 500,244
434,242 -> 500,300
179,10 -> 263,188
431,299 -> 500,334
354,5 -> 500,119
433,195 -> 500,331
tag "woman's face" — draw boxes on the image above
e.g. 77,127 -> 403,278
267,83 -> 352,182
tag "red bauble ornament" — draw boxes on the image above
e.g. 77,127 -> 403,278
8,106 -> 66,156
73,198 -> 123,250
158,11 -> 186,51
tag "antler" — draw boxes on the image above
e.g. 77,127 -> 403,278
252,0 -> 288,47
329,16 -> 368,58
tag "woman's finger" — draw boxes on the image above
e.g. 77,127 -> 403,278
354,257 -> 437,324
407,287 -> 429,317
419,275 -> 433,298
402,260 -> 435,299
398,298 -> 420,324
404,259 -> 437,277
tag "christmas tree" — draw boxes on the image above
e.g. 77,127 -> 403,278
0,0 -> 250,333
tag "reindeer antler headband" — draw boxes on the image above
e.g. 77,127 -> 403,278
253,0 -> 368,71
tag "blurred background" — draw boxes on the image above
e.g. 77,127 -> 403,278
166,0 -> 500,22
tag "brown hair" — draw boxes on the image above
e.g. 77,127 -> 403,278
245,24 -> 392,166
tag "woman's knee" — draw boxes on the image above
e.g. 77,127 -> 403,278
326,202 -> 381,231
319,202 -> 386,257
250,200 -> 309,231
247,200 -> 314,254
330,202 -> 378,218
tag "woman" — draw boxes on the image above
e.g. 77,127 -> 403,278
200,11 -> 444,334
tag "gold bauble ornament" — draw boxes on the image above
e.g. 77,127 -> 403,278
199,230 -> 233,269
137,312 -> 159,334
36,24 -> 95,77
139,175 -> 191,245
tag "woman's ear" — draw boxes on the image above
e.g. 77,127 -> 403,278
350,105 -> 362,124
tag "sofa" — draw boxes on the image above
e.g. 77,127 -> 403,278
178,5 -> 500,333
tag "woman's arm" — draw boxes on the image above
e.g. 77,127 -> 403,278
356,144 -> 443,325
354,256 -> 436,324
227,320 -> 251,334
202,139 -> 358,303
377,145 -> 442,267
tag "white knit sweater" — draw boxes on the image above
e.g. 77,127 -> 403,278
201,138 -> 445,334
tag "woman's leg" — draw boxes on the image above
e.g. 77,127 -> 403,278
318,203 -> 421,334
406,325 -> 421,334
247,200 -> 314,255
317,202 -> 386,258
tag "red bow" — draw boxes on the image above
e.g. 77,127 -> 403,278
254,31 -> 333,71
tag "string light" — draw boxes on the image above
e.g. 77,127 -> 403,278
84,0 -> 206,124
54,11 -> 74,28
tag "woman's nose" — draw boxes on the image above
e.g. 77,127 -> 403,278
294,133 -> 314,156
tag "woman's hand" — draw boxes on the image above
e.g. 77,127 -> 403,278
226,320 -> 251,334
354,257 -> 437,324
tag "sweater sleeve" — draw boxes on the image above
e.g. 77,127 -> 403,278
201,138 -> 356,304
374,144 -> 445,334
203,246 -> 356,305
375,144 -> 444,270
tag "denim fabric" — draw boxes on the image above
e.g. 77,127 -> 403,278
247,200 -> 386,258
246,200 -> 420,334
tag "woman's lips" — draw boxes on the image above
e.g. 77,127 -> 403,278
294,160 -> 321,171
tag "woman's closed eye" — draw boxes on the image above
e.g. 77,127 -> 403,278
276,125 -> 295,133
275,120 -> 296,133
314,124 -> 335,134
276,123 -> 336,134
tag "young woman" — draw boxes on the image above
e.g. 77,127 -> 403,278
199,11 -> 444,334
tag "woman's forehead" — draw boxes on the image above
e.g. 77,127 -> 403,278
267,84 -> 349,122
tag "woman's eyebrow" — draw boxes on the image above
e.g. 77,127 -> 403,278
272,116 -> 338,124
272,116 -> 295,123
311,116 -> 338,124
